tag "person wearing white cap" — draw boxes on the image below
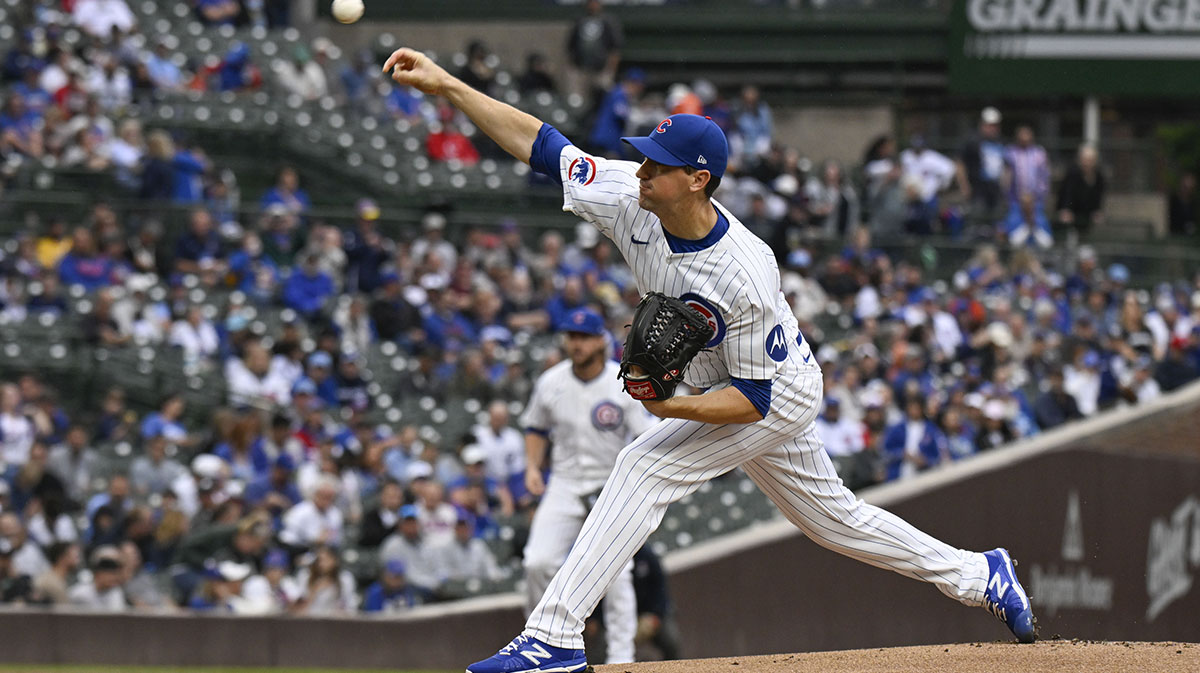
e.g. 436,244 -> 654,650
957,106 -> 1006,216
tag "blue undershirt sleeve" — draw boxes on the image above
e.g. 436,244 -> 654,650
528,123 -> 571,185
524,427 -> 550,438
730,378 -> 772,419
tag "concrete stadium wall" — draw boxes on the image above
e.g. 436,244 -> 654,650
1,387 -> 1197,669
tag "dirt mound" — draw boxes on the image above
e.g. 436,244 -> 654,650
595,641 -> 1199,673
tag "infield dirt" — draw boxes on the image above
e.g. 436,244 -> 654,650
594,641 -> 1199,673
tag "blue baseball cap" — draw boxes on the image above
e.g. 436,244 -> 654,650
307,351 -> 332,369
264,549 -> 289,569
291,377 -> 317,397
384,559 -> 406,575
274,453 -> 295,472
622,114 -> 728,179
560,308 -> 605,336
400,504 -> 420,519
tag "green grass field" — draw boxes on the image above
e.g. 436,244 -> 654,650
0,667 -> 453,673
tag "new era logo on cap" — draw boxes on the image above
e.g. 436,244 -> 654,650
697,155 -> 707,165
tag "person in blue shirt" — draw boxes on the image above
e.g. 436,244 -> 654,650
260,166 -> 311,217
283,253 -> 335,320
361,559 -> 424,612
171,143 -> 209,204
58,229 -> 118,290
244,454 -> 302,518
139,394 -> 191,447
174,208 -> 223,275
422,287 -> 477,351
302,353 -> 341,407
13,69 -> 52,115
587,68 -> 643,158
882,395 -> 947,481
227,231 -> 280,296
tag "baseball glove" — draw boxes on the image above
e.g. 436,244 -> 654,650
618,291 -> 716,401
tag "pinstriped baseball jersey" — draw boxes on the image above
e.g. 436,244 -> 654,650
520,360 -> 657,493
558,145 -> 818,429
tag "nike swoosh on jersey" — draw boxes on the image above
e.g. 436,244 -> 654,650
630,235 -> 651,245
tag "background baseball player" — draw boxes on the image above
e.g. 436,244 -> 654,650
382,48 -> 1036,673
520,307 -> 655,665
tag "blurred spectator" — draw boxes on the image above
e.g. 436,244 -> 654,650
473,401 -> 524,500
261,166 -> 311,218
732,85 -> 773,165
1056,144 -> 1105,242
33,542 -> 80,604
1032,367 -> 1083,431
170,140 -> 209,203
957,106 -> 1005,216
976,399 -> 1017,452
518,52 -> 557,95
899,136 -> 956,235
0,383 -> 35,475
427,119 -> 481,165
139,130 -> 177,200
86,53 -> 132,113
862,135 -> 907,234
360,479 -> 405,548
1168,172 -> 1197,236
361,559 -> 423,612
0,512 -> 49,578
632,546 -> 680,660
283,253 -> 335,321
195,0 -> 241,27
72,0 -> 137,39
145,40 -> 185,92
47,425 -> 99,504
140,394 -> 192,446
883,395 -> 946,481
277,45 -> 329,102
1002,124 -> 1050,243
430,509 -> 502,587
343,199 -> 392,294
280,474 -> 344,549
226,340 -> 293,409
210,43 -> 262,93
1064,349 -> 1103,416
806,159 -> 859,239
293,545 -> 356,614
814,398 -> 865,483
370,273 -> 420,343
68,549 -> 127,611
379,504 -> 440,593
588,68 -> 644,158
169,304 -> 220,363
130,433 -> 187,497
188,560 -> 252,612
458,41 -> 496,94
566,0 -> 623,104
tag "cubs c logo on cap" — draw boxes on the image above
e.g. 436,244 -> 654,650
679,292 -> 725,348
656,118 -> 672,134
568,157 -> 597,186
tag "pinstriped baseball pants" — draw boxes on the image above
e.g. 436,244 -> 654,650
524,372 -> 991,650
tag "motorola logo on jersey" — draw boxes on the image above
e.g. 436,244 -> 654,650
591,401 -> 625,431
655,118 -> 672,133
679,292 -> 725,348
568,157 -> 597,186
766,324 -> 788,362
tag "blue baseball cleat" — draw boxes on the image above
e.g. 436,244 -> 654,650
982,547 -> 1036,643
466,634 -> 588,673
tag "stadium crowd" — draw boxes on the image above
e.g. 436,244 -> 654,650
2,0 -> 1200,622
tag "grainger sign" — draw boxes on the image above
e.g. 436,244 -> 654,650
949,0 -> 1200,95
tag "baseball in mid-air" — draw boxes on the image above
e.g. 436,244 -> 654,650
332,0 -> 364,24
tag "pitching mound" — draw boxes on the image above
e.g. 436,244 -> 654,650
594,641 -> 1199,673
